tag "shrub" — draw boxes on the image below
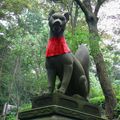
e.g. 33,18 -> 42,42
90,96 -> 105,106
6,114 -> 16,120
114,96 -> 120,118
19,103 -> 32,112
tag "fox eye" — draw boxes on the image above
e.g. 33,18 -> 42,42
60,17 -> 65,21
53,16 -> 58,19
52,16 -> 65,21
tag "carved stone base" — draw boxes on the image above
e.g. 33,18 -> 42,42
18,93 -> 106,120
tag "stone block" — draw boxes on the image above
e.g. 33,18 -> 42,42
19,93 -> 106,120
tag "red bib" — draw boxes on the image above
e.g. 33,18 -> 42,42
46,36 -> 71,57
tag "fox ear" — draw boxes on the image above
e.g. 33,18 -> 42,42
64,12 -> 69,22
48,10 -> 55,20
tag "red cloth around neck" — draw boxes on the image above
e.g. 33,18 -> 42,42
46,36 -> 71,57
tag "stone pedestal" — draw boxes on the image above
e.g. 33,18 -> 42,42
18,93 -> 106,120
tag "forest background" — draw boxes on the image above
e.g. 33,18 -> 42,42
0,0 -> 120,119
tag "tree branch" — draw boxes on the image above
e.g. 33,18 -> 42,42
83,0 -> 92,12
94,0 -> 106,16
74,0 -> 89,18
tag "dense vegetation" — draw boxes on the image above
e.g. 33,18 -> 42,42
0,0 -> 120,119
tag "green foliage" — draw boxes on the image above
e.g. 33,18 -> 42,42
6,11 -> 48,103
89,33 -> 101,57
6,114 -> 16,120
90,96 -> 120,118
113,81 -> 120,97
89,72 -> 103,98
89,70 -> 104,105
19,103 -> 32,112
114,101 -> 120,118
65,24 -> 89,52
90,96 -> 104,105
0,0 -> 37,18
0,1 -> 49,105
1,104 -> 32,120
116,96 -> 120,102
5,108 -> 17,120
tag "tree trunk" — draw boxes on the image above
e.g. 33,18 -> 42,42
94,52 -> 116,119
74,0 -> 117,119
87,18 -> 117,120
73,4 -> 79,31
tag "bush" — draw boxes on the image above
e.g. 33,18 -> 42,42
6,114 -> 16,120
116,95 -> 120,101
6,103 -> 32,120
114,96 -> 120,118
90,96 -> 120,119
19,103 -> 32,112
90,96 -> 105,106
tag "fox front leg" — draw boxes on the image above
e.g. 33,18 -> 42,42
58,64 -> 73,94
57,54 -> 73,94
47,68 -> 56,94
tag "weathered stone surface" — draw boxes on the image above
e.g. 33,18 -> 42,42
19,93 -> 106,120
32,93 -> 100,116
19,105 -> 105,120
30,115 -> 76,120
